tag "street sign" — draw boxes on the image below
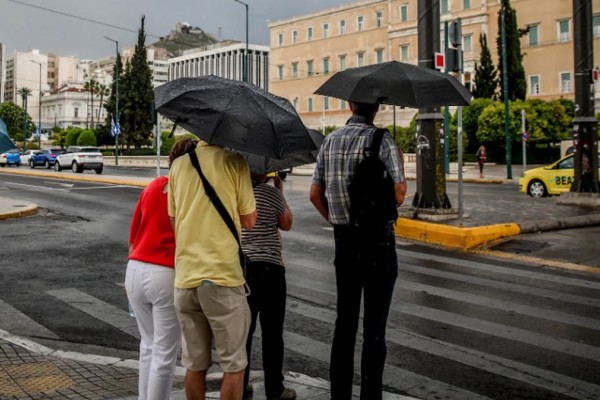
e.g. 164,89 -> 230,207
592,68 -> 600,82
434,52 -> 445,70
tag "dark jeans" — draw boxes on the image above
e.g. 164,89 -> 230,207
243,261 -> 287,397
330,224 -> 398,400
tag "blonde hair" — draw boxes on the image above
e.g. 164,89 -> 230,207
169,137 -> 198,167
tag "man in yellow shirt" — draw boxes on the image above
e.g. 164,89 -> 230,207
169,140 -> 257,400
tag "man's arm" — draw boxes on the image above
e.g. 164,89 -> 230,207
309,183 -> 329,221
240,210 -> 257,230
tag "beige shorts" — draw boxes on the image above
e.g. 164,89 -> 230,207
174,284 -> 250,373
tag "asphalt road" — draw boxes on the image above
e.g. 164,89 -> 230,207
1,172 -> 600,399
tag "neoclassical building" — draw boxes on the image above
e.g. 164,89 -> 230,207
269,0 -> 600,129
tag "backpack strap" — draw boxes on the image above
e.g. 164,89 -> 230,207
366,128 -> 386,158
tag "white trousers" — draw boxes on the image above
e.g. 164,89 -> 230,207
125,259 -> 181,400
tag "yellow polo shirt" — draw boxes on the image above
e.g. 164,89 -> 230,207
168,142 -> 255,289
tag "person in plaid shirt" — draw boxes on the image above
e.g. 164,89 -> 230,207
309,101 -> 406,400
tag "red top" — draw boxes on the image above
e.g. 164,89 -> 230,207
128,176 -> 175,268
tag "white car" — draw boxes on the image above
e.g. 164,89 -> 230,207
55,146 -> 104,174
20,149 -> 42,165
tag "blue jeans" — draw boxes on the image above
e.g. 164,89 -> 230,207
330,224 -> 398,400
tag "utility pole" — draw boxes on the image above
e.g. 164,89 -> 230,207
571,0 -> 599,192
414,0 -> 451,209
500,0 -> 513,179
105,37 -> 120,166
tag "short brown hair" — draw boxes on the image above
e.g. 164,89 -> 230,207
349,101 -> 379,118
169,137 -> 198,168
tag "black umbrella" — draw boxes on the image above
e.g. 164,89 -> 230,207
239,129 -> 324,174
0,118 -> 17,154
314,61 -> 472,108
155,75 -> 316,159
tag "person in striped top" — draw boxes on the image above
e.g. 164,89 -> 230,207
241,173 -> 296,400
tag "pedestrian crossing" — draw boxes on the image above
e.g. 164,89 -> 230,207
2,245 -> 600,399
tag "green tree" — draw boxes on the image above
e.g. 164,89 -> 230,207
121,15 -> 155,150
472,33 -> 498,99
84,77 -> 99,129
0,101 -> 32,139
496,0 -> 526,101
77,129 -> 97,146
463,98 -> 497,153
103,50 -> 123,130
65,127 -> 84,146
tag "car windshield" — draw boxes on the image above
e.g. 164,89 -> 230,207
80,148 -> 100,153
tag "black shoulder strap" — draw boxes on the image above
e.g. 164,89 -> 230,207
367,128 -> 386,157
188,149 -> 241,247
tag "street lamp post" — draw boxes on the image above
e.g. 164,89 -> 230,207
233,0 -> 249,82
104,36 -> 120,165
30,60 -> 42,149
20,89 -> 29,151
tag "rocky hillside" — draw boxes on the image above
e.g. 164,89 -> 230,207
150,23 -> 218,58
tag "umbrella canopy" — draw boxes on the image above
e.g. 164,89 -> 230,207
239,129 -> 324,174
155,75 -> 316,159
314,61 -> 472,108
0,118 -> 17,154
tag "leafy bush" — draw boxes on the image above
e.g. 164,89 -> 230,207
77,130 -> 97,146
65,128 -> 84,146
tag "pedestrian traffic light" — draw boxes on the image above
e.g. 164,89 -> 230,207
448,20 -> 462,48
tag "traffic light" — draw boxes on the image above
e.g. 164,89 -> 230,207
445,19 -> 463,73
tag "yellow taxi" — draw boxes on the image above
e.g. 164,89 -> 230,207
519,153 -> 600,197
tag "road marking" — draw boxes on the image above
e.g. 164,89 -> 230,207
475,249 -> 600,275
45,288 -> 140,339
44,181 -> 75,188
0,299 -> 59,340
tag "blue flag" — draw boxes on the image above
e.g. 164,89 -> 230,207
111,114 -> 121,137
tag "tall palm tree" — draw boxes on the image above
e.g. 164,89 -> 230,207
96,84 -> 111,124
84,77 -> 99,129
17,87 -> 32,147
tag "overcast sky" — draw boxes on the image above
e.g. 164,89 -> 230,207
0,0 -> 353,59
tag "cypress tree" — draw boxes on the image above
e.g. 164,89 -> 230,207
472,33 -> 498,99
496,0 -> 526,101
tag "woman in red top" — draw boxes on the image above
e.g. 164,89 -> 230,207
125,138 -> 197,400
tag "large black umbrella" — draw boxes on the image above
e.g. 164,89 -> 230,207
314,61 -> 472,108
239,129 -> 324,174
0,118 -> 17,154
155,75 -> 316,159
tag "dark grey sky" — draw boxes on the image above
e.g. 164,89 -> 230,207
0,0 -> 352,59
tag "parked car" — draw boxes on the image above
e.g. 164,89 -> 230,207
20,150 -> 42,165
55,146 -> 104,174
28,149 -> 65,169
519,153 -> 600,197
0,149 -> 21,167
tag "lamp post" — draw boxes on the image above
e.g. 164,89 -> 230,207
104,36 -> 120,165
30,60 -> 42,149
233,0 -> 249,82
19,88 -> 30,151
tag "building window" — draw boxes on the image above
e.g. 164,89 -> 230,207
339,55 -> 347,70
340,20 -> 346,35
560,72 -> 572,93
529,75 -> 540,95
357,52 -> 365,67
463,34 -> 472,52
463,0 -> 470,10
307,60 -> 314,77
324,96 -> 330,110
528,24 -> 539,46
323,57 -> 330,75
308,97 -> 313,112
440,0 -> 449,14
357,16 -> 364,32
323,23 -> 329,38
376,49 -> 384,64
292,62 -> 298,79
376,11 -> 383,27
340,99 -> 347,109
307,26 -> 313,41
400,5 -> 408,22
400,45 -> 409,61
292,30 -> 298,44
278,33 -> 283,46
74,107 -> 79,118
277,65 -> 284,80
558,19 -> 570,42
594,15 -> 600,38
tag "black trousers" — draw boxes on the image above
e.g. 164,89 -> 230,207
244,261 -> 287,397
330,224 -> 398,400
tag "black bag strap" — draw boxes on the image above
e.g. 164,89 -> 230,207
188,149 -> 246,269
366,128 -> 386,158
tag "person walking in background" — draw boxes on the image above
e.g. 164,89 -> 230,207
309,101 -> 406,400
242,173 -> 295,400
125,137 -> 198,400
476,144 -> 487,179
168,140 -> 257,400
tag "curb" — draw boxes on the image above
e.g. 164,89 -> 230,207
0,201 -> 38,220
0,168 -> 149,188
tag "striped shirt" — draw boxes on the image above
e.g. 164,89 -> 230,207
312,116 -> 405,225
241,183 -> 286,266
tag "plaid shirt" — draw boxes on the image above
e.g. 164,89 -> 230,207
312,116 -> 405,225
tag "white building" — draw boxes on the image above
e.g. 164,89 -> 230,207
168,41 -> 270,90
40,84 -> 99,130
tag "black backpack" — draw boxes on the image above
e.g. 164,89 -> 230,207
348,128 -> 398,229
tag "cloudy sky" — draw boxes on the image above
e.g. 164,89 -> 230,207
0,0 -> 353,59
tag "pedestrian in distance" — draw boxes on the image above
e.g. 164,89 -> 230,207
125,136 -> 198,400
476,144 -> 487,179
242,172 -> 296,400
309,101 -> 407,400
168,140 -> 257,400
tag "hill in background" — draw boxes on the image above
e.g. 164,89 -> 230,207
149,21 -> 219,59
